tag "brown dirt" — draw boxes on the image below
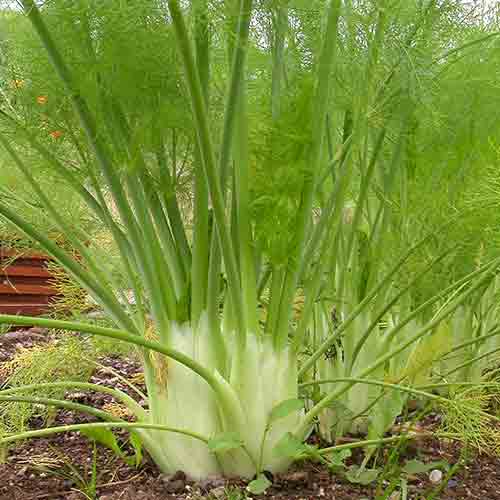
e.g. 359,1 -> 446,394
1,329 -> 500,500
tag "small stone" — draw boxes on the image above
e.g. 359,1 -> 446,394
198,476 -> 225,491
66,392 -> 87,401
28,327 -> 48,335
210,486 -> 226,499
171,470 -> 187,481
318,487 -> 325,496
16,466 -> 28,476
164,479 -> 185,493
284,471 -> 308,482
447,479 -> 458,488
429,469 -> 443,483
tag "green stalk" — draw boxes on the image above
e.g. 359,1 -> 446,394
293,129 -> 386,349
191,162 -> 210,327
167,0 -> 245,341
316,434 -> 438,456
131,178 -> 177,328
0,382 -> 145,419
0,422 -> 209,446
442,346 -> 500,379
191,0 -> 210,327
207,235 -> 224,351
137,169 -> 187,301
275,0 -> 342,350
217,0 -> 254,188
300,378 -> 446,404
299,140 -> 353,279
334,128 -> 387,307
444,326 -> 500,356
265,266 -> 285,336
234,84 -> 259,334
0,395 -> 121,423
207,0 -> 256,345
418,382 -> 500,391
315,133 -> 352,191
271,5 -> 287,120
206,0 -> 257,356
147,188 -> 186,300
257,263 -> 272,301
106,101 -> 177,331
156,153 -> 192,278
292,190 -> 348,349
85,168 -> 146,325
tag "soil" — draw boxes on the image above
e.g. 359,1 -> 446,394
1,329 -> 500,500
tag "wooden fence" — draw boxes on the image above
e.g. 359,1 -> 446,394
0,248 -> 59,316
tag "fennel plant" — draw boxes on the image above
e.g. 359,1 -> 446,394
0,0 -> 498,481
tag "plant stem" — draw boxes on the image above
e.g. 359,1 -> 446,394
0,422 -> 209,446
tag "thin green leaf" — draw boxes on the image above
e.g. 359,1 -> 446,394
129,432 -> 144,468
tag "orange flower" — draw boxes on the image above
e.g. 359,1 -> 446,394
37,95 -> 48,105
49,130 -> 63,140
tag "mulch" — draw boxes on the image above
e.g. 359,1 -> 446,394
1,329 -> 500,500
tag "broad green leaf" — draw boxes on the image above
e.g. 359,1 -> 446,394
273,432 -> 307,458
268,398 -> 304,425
208,432 -> 244,454
80,427 -> 123,458
368,390 -> 405,441
329,448 -> 352,466
403,459 -> 449,474
345,465 -> 379,485
247,474 -> 272,494
303,443 -> 323,462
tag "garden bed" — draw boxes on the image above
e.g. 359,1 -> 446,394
1,331 -> 500,500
